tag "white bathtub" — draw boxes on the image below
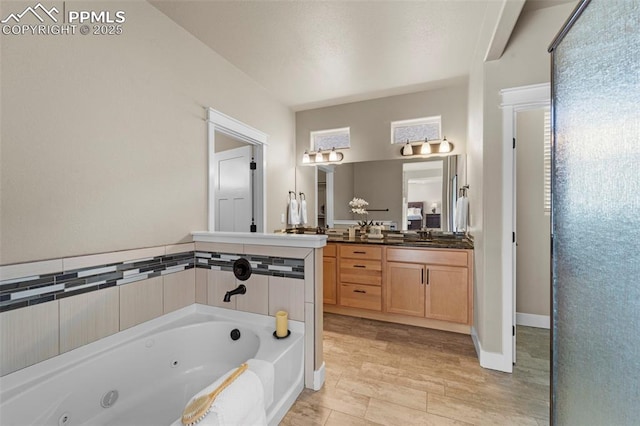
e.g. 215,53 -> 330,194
0,305 -> 304,426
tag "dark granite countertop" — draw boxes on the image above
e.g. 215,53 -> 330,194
325,236 -> 474,250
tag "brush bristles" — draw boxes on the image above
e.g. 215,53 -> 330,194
180,363 -> 249,426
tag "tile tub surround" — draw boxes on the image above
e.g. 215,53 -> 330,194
193,232 -> 328,392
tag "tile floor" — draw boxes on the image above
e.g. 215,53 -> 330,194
281,313 -> 550,426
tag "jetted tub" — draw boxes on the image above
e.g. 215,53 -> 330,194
0,305 -> 304,426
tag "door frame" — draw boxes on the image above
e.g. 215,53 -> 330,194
207,108 -> 268,232
500,83 -> 550,370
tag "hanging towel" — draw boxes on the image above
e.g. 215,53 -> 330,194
455,196 -> 468,232
288,198 -> 300,225
299,199 -> 308,225
173,359 -> 273,426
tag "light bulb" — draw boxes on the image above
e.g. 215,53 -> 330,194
403,140 -> 413,156
315,151 -> 324,163
302,150 -> 310,163
420,138 -> 430,155
329,147 -> 338,162
439,137 -> 451,153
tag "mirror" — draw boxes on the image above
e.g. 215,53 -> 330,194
319,155 -> 464,231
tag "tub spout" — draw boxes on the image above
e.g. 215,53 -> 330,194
223,284 -> 247,302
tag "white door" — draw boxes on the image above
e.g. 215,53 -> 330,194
214,145 -> 253,232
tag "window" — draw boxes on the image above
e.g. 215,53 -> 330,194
544,109 -> 551,214
391,116 -> 441,144
310,127 -> 350,151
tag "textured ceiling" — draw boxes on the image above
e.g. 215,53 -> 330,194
151,0 -> 573,111
152,0 -> 492,110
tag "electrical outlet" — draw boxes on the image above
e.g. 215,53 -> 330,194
280,213 -> 285,224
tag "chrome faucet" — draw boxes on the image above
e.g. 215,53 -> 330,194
223,284 -> 247,302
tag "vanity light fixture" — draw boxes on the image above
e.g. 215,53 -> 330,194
439,136 -> 452,153
399,137 -> 454,157
303,148 -> 344,165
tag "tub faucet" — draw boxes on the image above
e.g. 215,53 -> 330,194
223,284 -> 247,302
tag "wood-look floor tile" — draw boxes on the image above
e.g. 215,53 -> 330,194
337,374 -> 427,411
427,393 -> 540,426
282,315 -> 550,426
298,383 -> 370,418
325,410 -> 382,426
280,396 -> 331,426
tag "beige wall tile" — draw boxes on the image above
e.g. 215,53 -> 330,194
243,245 -> 311,259
304,252 -> 314,303
0,259 -> 63,281
64,246 -> 165,271
304,302 -> 314,389
195,242 -> 244,254
163,269 -> 196,314
236,274 -> 268,315
195,268 -> 208,304
207,269 -> 237,309
0,301 -> 59,376
119,276 -> 164,330
268,276 -> 305,321
59,287 -> 119,353
165,243 -> 195,255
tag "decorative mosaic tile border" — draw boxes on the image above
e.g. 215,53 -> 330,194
0,251 -> 305,313
0,252 -> 195,313
195,251 -> 305,280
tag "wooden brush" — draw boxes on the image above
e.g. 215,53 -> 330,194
181,363 -> 249,425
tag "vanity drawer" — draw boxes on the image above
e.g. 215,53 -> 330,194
340,259 -> 382,286
340,284 -> 382,311
339,245 -> 382,260
386,248 -> 469,267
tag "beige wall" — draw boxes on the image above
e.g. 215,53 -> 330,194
0,1 -> 295,264
475,2 -> 577,352
516,109 -> 550,317
295,83 -> 468,227
215,132 -> 248,153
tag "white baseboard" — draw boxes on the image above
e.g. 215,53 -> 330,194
470,327 -> 512,373
516,312 -> 550,329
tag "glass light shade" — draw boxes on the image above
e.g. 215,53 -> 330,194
403,141 -> 413,156
315,151 -> 324,163
420,139 -> 431,155
302,150 -> 310,164
439,137 -> 451,153
329,147 -> 338,162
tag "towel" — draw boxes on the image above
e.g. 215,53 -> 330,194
288,198 -> 299,225
455,196 -> 468,232
172,359 -> 274,426
299,199 -> 308,225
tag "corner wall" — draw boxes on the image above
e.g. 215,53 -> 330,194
475,2 -> 577,355
0,1 -> 295,264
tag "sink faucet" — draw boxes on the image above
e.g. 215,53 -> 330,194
223,284 -> 247,302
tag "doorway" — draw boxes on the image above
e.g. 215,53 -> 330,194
206,108 -> 268,233
500,83 -> 550,371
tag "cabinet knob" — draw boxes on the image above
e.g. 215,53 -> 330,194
353,251 -> 366,254
354,289 -> 367,294
354,264 -> 366,268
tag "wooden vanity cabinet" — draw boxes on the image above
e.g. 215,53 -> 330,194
337,244 -> 382,311
323,243 -> 337,305
386,248 -> 471,325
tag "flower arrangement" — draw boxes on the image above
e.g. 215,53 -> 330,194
349,197 -> 372,227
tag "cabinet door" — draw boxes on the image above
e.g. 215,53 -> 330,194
323,257 -> 337,305
425,265 -> 469,324
385,262 -> 425,317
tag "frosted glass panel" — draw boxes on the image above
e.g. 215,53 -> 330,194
552,0 -> 640,424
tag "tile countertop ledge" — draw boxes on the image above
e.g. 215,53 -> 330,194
191,231 -> 328,248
